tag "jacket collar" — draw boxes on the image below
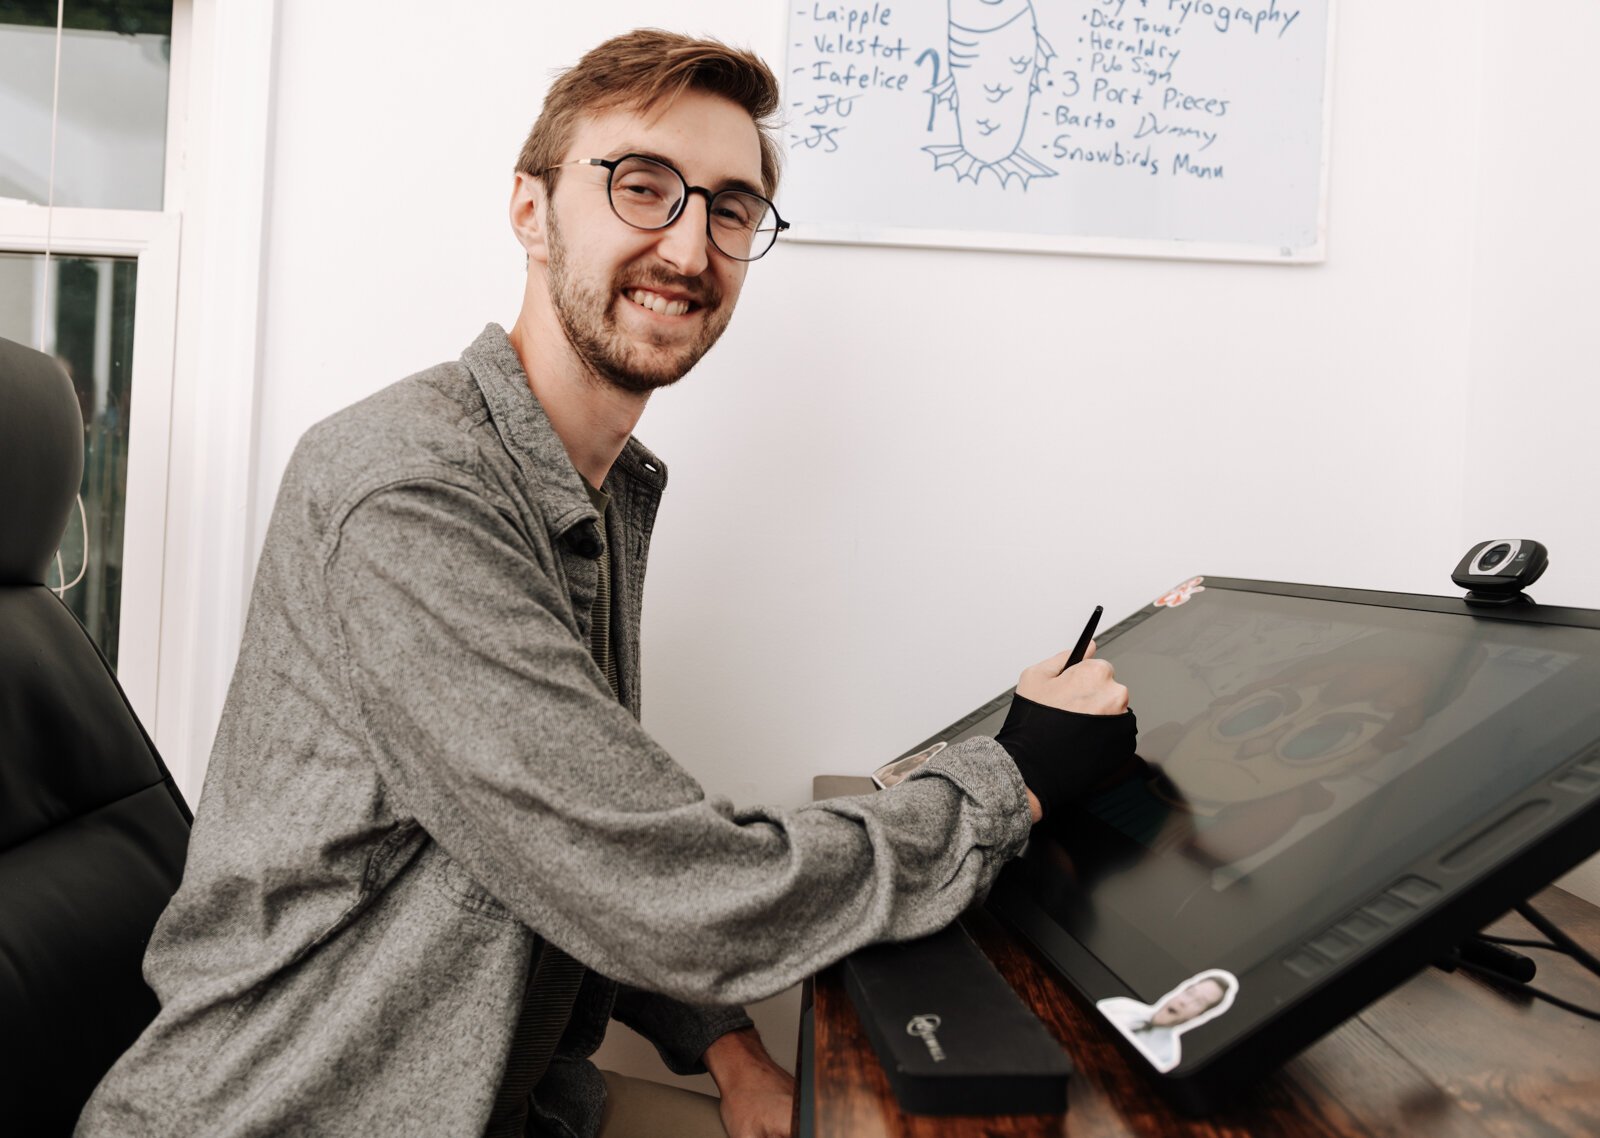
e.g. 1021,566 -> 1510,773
461,324 -> 668,542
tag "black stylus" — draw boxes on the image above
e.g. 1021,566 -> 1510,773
1060,605 -> 1103,674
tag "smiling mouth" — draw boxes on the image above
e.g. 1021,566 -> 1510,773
625,287 -> 694,318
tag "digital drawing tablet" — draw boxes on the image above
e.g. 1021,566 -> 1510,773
894,576 -> 1600,1112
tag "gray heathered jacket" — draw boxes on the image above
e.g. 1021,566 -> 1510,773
76,325 -> 1032,1138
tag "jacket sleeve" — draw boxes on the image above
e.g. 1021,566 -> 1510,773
325,475 -> 1032,1006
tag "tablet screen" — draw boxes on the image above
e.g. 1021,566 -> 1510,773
1000,585 -> 1600,996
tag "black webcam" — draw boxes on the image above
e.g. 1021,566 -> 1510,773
1452,539 -> 1548,606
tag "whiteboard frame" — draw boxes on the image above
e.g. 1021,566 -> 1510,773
779,0 -> 1340,265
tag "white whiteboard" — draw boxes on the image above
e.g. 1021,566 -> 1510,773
778,0 -> 1336,262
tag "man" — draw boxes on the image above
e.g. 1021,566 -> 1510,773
77,29 -> 1134,1138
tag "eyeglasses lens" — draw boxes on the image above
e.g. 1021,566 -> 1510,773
609,157 -> 682,229
708,191 -> 778,261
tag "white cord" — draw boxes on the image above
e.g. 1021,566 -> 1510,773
39,6 -> 86,604
49,495 -> 89,598
60,494 -> 88,591
37,0 -> 65,351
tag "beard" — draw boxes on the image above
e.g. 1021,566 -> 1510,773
545,207 -> 733,395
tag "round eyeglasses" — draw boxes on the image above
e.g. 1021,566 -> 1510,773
536,154 -> 788,262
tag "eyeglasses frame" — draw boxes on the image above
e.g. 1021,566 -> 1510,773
534,154 -> 789,262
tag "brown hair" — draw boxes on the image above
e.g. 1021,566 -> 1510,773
516,29 -> 782,198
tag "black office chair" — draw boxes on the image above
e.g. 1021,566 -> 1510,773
0,335 -> 192,1136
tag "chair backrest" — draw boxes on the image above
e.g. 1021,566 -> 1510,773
0,335 -> 192,1136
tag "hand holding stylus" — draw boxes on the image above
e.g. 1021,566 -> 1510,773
1017,638 -> 1129,717
1001,624 -> 1134,820
1014,605 -> 1126,715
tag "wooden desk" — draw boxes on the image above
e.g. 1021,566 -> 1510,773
798,879 -> 1600,1136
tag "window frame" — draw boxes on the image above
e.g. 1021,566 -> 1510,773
2,0 -> 278,801
0,205 -> 180,726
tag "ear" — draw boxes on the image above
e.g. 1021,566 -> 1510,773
510,171 -> 552,266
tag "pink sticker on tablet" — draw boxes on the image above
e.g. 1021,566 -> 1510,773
1155,577 -> 1207,608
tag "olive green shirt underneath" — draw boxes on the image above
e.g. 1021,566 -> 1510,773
582,480 -> 620,700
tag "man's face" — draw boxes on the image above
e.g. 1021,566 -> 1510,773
1151,978 -> 1225,1027
541,90 -> 762,394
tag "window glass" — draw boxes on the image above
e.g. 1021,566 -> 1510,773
0,250 -> 137,666
0,1 -> 173,210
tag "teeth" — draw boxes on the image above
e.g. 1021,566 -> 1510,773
628,289 -> 690,317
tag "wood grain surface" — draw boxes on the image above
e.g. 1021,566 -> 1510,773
803,886 -> 1600,1138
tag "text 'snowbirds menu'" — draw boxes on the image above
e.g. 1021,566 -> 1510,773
781,0 -> 1334,261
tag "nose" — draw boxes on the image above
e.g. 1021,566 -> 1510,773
655,192 -> 712,278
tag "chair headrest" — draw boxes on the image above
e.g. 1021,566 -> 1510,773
0,336 -> 85,586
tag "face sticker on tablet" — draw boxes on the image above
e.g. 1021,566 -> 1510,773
1096,969 -> 1239,1073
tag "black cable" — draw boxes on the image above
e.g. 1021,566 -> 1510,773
1451,956 -> 1600,1022
1515,901 -> 1600,980
1475,934 -> 1561,951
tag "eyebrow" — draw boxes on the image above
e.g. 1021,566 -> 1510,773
607,146 -> 766,197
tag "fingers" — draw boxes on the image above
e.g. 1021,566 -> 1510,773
1090,678 -> 1131,715
1031,650 -> 1075,680
1074,658 -> 1116,681
1018,649 -> 1128,715
1023,644 -> 1108,682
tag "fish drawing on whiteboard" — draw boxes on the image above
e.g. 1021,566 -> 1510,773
923,0 -> 1057,189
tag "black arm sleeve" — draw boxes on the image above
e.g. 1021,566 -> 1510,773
995,695 -> 1138,818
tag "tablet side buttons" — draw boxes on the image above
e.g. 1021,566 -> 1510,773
1282,876 -> 1442,979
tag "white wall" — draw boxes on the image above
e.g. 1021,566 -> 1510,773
1464,0 -> 1600,902
238,0 -> 1600,1086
